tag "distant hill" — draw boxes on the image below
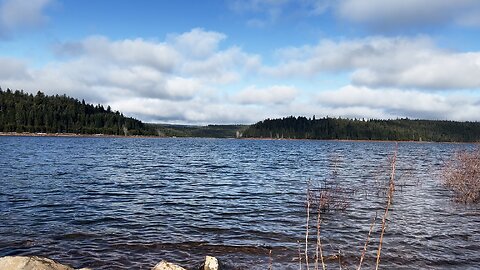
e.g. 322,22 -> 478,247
147,123 -> 248,138
242,116 -> 480,142
0,88 -> 153,135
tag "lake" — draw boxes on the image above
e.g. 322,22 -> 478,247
0,136 -> 479,269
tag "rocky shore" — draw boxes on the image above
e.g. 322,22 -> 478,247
0,256 -> 219,270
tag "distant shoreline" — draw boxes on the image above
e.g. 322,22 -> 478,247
0,131 -> 476,144
0,132 -> 159,139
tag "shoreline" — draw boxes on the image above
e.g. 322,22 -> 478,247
0,131 -> 477,144
0,131 -> 160,139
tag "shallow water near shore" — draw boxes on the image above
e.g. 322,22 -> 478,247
1,136 -> 479,269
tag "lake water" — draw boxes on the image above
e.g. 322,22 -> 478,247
0,136 -> 479,269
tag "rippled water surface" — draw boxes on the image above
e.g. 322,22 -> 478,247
1,136 -> 479,269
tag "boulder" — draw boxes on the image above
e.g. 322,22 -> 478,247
203,256 -> 218,270
152,260 -> 187,270
0,256 -> 90,270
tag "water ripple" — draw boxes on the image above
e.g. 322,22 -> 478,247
0,137 -> 479,269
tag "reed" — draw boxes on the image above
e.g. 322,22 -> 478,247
338,249 -> 341,270
315,194 -> 326,270
298,240 -> 303,270
375,144 -> 397,270
305,184 -> 311,270
268,249 -> 273,270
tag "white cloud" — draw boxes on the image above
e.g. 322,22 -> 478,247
180,46 -> 261,84
351,52 -> 480,89
264,36 -> 480,90
270,100 -> 399,121
168,28 -> 226,58
233,85 -> 299,105
57,36 -> 179,72
0,0 -> 53,38
3,26 -> 480,124
15,29 -> 259,102
0,57 -> 30,80
317,85 -> 480,121
0,29 -> 266,124
264,37 -> 434,76
337,0 -> 480,30
108,97 -> 268,124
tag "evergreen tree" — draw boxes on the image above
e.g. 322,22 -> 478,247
242,116 -> 480,142
0,88 -> 156,136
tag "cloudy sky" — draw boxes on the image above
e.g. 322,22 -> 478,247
1,0 -> 480,124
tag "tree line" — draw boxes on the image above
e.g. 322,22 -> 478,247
242,116 -> 480,142
3,88 -> 480,141
0,88 -> 154,135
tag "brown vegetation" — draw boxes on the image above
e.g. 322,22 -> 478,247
442,148 -> 480,203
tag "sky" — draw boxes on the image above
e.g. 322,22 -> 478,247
1,0 -> 480,124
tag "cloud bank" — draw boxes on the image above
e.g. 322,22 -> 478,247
1,27 -> 480,123
264,36 -> 480,90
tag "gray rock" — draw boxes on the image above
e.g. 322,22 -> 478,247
151,260 -> 187,270
0,256 -> 90,270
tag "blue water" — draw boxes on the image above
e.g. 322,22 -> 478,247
0,136 -> 479,269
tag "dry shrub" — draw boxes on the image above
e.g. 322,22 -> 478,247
442,148 -> 480,203
307,181 -> 352,213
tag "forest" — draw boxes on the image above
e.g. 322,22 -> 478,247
242,116 -> 480,142
0,88 -> 154,135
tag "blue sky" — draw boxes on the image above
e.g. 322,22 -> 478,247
1,0 -> 480,124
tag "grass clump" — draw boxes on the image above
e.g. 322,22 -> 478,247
442,148 -> 480,203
